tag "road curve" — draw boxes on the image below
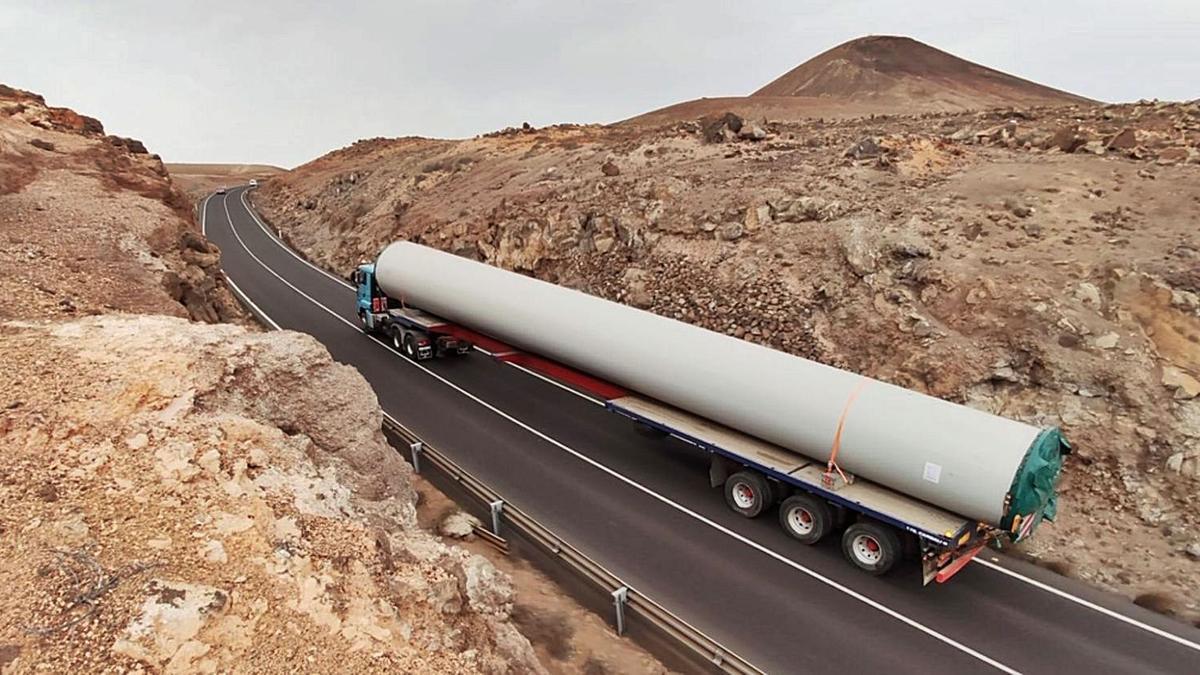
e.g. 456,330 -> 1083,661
204,185 -> 1200,675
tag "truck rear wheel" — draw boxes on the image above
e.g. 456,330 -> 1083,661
724,471 -> 772,518
402,333 -> 418,360
779,494 -> 833,544
842,521 -> 901,575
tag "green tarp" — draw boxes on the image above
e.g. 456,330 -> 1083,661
1001,427 -> 1070,542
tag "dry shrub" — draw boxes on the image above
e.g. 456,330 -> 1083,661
420,155 -> 477,174
1133,591 -> 1181,616
1038,559 -> 1073,576
348,197 -> 370,220
581,655 -> 611,675
511,603 -> 574,660
420,157 -> 455,174
0,164 -> 37,196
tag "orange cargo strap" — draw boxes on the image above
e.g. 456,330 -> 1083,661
826,378 -> 868,484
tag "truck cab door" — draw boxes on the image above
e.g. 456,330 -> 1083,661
354,269 -> 373,326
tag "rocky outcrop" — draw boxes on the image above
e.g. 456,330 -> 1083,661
0,84 -> 238,323
0,316 -> 545,674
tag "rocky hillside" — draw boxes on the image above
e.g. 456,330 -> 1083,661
0,85 -> 236,323
630,36 -> 1091,125
0,87 -> 547,672
0,316 -> 542,673
254,97 -> 1200,620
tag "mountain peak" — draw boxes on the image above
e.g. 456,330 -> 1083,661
751,35 -> 1091,107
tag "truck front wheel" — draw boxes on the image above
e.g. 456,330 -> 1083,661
724,471 -> 772,518
779,494 -> 833,544
842,521 -> 901,575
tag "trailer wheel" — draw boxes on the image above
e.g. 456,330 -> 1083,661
389,328 -> 403,352
724,471 -> 771,518
842,521 -> 901,575
779,494 -> 833,544
402,333 -> 418,360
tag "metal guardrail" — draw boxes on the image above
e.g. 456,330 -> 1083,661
382,415 -> 762,675
207,196 -> 761,675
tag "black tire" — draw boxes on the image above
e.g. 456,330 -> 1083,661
724,471 -> 772,518
779,494 -> 833,544
389,327 -> 403,351
402,333 -> 418,360
358,311 -> 370,334
841,521 -> 902,575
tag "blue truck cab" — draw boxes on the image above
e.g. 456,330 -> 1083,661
351,262 -> 472,361
353,263 -> 385,331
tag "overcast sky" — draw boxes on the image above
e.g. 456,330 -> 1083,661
3,1 -> 1197,168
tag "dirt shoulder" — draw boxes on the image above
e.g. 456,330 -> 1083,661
414,477 -> 673,675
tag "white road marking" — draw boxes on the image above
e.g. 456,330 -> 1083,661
504,362 -> 606,406
224,186 -> 1200,656
975,558 -> 1200,653
237,186 -> 608,407
214,189 -> 1023,674
204,194 -> 282,329
238,188 -> 355,290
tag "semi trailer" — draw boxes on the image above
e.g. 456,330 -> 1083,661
355,242 -> 1070,583
353,264 -> 473,359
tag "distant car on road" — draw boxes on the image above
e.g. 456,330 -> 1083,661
216,186 -> 227,194
248,179 -> 258,187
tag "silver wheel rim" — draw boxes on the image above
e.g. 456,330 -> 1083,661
787,506 -> 814,535
732,482 -> 756,509
393,334 -> 401,350
852,534 -> 883,565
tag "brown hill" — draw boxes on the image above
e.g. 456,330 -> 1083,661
754,35 -> 1092,106
629,35 -> 1093,125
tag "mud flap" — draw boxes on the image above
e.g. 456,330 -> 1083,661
921,542 -> 939,586
709,454 -> 736,488
923,543 -> 985,585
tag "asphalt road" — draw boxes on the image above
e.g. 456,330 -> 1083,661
205,185 -> 1200,674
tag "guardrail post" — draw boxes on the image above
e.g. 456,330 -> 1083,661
409,441 -> 423,473
612,586 -> 629,636
489,500 -> 505,536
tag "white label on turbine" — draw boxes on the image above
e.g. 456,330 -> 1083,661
923,462 -> 942,484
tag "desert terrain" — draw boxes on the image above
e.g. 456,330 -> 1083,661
1,85 -> 567,673
251,37 -> 1200,622
166,163 -> 286,202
